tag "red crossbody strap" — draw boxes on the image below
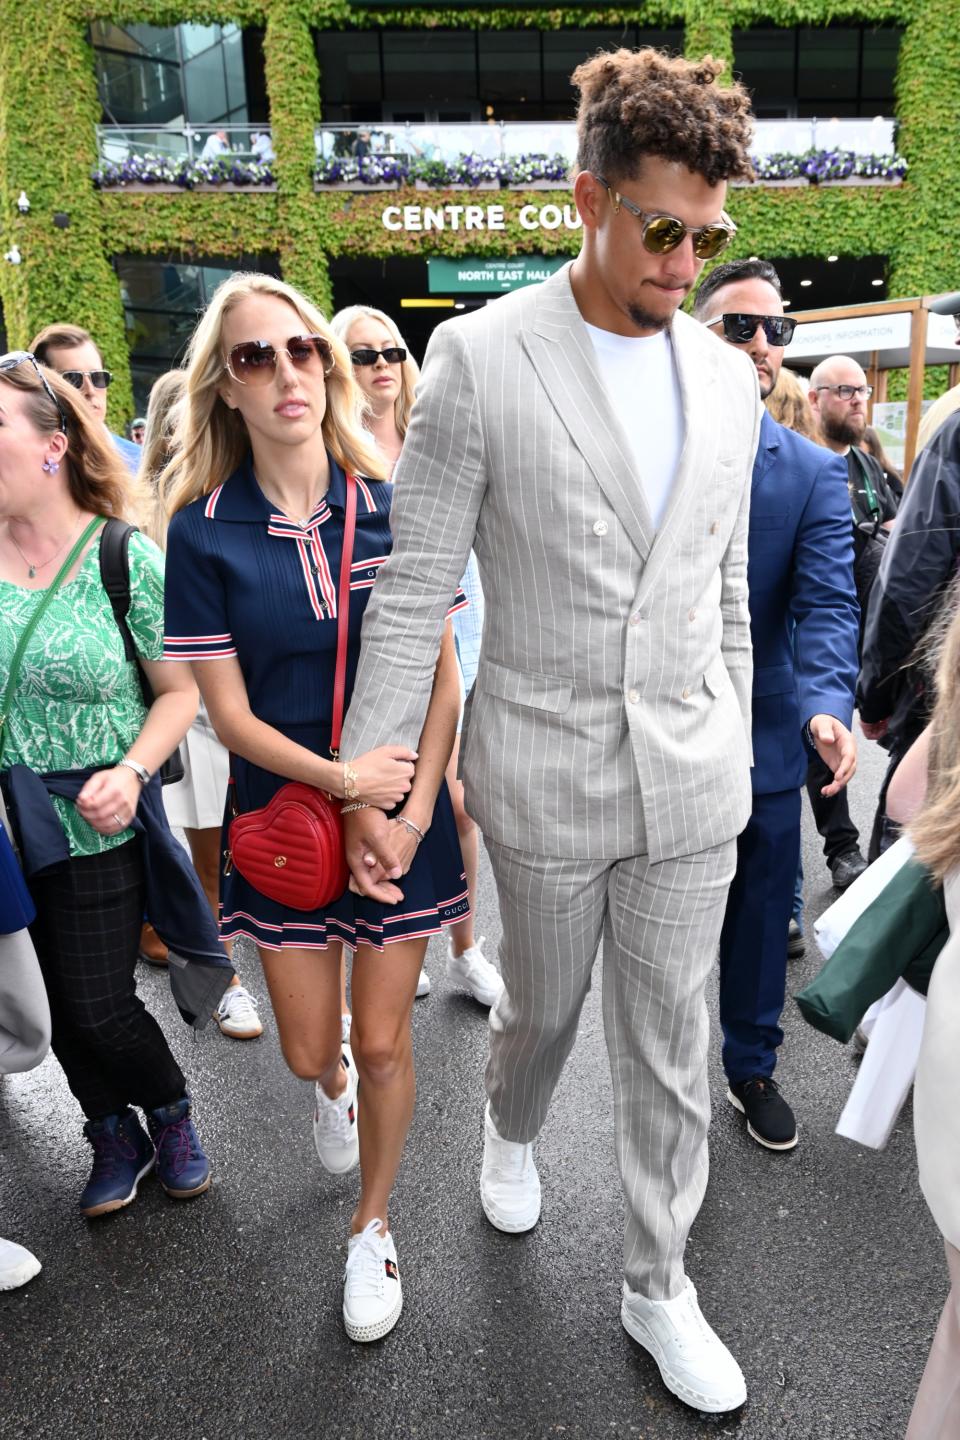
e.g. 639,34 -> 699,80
329,473 -> 358,757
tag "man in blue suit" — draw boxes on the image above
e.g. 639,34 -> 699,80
693,260 -> 860,1150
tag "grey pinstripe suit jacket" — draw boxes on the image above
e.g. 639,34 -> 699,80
340,263 -> 763,863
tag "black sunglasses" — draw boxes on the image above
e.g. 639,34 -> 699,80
350,346 -> 407,367
707,313 -> 797,347
593,175 -> 736,260
59,368 -> 113,390
0,350 -> 69,433
226,334 -> 334,386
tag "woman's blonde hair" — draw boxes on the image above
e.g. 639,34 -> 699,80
139,369 -> 187,547
330,304 -> 420,437
765,366 -> 823,444
0,360 -> 142,520
910,586 -> 960,881
160,273 -> 386,519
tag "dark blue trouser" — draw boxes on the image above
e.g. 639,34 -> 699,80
719,788 -> 801,1085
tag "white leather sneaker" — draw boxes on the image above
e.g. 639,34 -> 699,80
620,1279 -> 747,1414
447,937 -> 504,1007
479,1102 -> 541,1232
0,1237 -> 42,1291
343,1219 -> 403,1342
313,1050 -> 359,1174
215,984 -> 263,1039
416,968 -> 431,998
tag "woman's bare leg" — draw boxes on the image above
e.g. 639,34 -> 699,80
257,944 -> 344,1098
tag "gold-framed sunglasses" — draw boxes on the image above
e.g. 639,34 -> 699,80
593,175 -> 737,260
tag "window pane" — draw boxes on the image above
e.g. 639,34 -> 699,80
92,22 -> 179,63
478,31 -> 541,106
183,46 -> 228,123
223,28 -> 248,116
315,31 -> 381,106
180,24 -> 221,60
96,50 -> 184,126
862,26 -> 901,105
382,31 -> 476,104
733,29 -> 796,115
542,29 -> 636,105
798,27 -> 859,102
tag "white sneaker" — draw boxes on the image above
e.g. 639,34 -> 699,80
313,1050 -> 359,1174
416,968 -> 431,997
343,1218 -> 403,1342
479,1101 -> 541,1232
0,1237 -> 42,1291
215,984 -> 263,1039
620,1279 -> 747,1414
447,936 -> 504,1007
341,1012 -> 352,1046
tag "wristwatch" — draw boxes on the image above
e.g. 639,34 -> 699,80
118,758 -> 151,786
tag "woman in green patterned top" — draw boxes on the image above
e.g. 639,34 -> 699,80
0,354 -> 213,1218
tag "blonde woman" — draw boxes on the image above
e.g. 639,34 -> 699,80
764,365 -> 822,444
332,305 -> 501,1009
896,597 -> 960,1437
161,274 -> 469,1341
143,370 -> 262,1039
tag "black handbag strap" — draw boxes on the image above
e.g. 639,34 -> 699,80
99,517 -> 154,710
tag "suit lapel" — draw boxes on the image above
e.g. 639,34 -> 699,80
752,409 -> 781,490
522,267 -> 654,561
634,311 -> 720,598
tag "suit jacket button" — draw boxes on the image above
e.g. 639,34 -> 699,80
627,687 -> 640,704
710,520 -> 720,535
630,611 -> 642,626
682,687 -> 691,700
593,519 -> 609,536
688,607 -> 697,622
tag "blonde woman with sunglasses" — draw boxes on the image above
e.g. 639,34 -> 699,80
161,274 -> 469,1342
332,305 -> 502,1011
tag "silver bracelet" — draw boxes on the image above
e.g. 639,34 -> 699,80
395,814 -> 425,845
118,758 -> 151,786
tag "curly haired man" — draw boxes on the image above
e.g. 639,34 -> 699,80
342,49 -> 761,1413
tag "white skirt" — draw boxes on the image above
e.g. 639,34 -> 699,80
162,701 -> 229,831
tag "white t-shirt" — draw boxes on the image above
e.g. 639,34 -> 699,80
584,323 -> 684,531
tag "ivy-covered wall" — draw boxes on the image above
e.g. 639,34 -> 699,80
1,0 -> 958,425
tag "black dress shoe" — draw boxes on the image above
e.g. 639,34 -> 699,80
787,919 -> 805,960
829,848 -> 868,891
727,1077 -> 798,1150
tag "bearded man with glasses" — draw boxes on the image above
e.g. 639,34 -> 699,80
341,48 -> 765,1414
29,323 -> 141,477
693,259 -> 859,1153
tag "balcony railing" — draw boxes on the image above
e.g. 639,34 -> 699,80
97,123 -> 274,166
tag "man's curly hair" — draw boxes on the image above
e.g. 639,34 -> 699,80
573,49 -> 754,188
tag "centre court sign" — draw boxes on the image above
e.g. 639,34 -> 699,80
381,202 -> 582,233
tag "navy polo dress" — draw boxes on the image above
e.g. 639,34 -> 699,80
164,453 -> 469,952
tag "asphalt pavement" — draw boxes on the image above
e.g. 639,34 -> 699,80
0,732 -> 943,1440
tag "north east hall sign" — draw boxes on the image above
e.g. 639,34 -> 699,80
381,202 -> 582,233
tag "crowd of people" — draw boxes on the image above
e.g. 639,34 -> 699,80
2,43 -> 959,1434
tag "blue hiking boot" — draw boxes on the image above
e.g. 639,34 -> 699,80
79,1110 -> 156,1218
145,1095 -> 211,1200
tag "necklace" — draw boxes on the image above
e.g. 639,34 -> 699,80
7,516 -> 84,579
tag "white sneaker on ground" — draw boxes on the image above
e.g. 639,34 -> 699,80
0,1237 -> 42,1291
416,968 -> 431,997
313,1050 -> 359,1174
215,984 -> 263,1039
343,1218 -> 403,1342
620,1278 -> 747,1414
341,1013 -> 352,1046
447,936 -> 504,1007
480,1101 -> 541,1232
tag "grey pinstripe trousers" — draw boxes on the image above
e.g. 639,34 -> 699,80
485,835 -> 737,1301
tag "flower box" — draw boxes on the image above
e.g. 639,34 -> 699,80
818,176 -> 904,187
414,179 -> 498,191
735,177 -> 806,188
316,180 -> 398,191
103,181 -> 275,193
506,181 -> 568,190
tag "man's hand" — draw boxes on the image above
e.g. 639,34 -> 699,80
343,807 -> 405,904
860,717 -> 889,742
810,714 -> 857,796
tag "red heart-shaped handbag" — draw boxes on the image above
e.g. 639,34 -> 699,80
224,475 -> 359,915
228,782 -> 348,911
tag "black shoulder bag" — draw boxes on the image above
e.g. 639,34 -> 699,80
99,518 -> 185,787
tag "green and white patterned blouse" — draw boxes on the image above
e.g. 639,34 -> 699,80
0,529 -> 165,858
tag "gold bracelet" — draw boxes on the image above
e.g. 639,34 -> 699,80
341,801 -> 371,815
395,814 -> 425,845
343,761 -> 360,800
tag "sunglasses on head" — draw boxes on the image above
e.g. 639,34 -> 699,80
707,313 -> 797,347
593,175 -> 736,260
58,368 -> 113,390
350,346 -> 407,367
0,350 -> 69,433
225,335 -> 335,386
